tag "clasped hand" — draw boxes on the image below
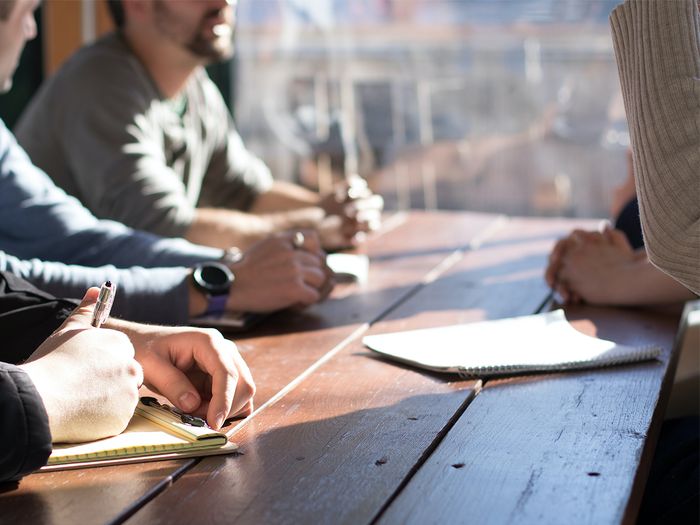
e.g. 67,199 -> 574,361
318,175 -> 384,250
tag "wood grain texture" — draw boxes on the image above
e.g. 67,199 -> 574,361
0,460 -> 194,525
124,217 -> 579,525
377,306 -> 680,525
229,211 -> 501,409
0,212 -> 497,524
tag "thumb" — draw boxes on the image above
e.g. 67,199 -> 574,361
60,287 -> 101,331
145,357 -> 202,414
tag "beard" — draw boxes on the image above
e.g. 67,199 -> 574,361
186,30 -> 234,62
153,0 -> 234,63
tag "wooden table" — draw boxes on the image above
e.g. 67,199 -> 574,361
0,211 -> 682,525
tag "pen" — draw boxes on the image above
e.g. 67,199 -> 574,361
91,281 -> 116,328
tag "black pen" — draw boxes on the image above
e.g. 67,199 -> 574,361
91,281 -> 116,328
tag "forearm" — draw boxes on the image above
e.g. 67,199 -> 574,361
249,181 -> 321,213
607,256 -> 697,305
187,206 -> 324,250
0,252 -> 192,325
187,208 -> 275,249
611,0 -> 700,294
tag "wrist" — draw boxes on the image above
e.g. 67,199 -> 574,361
190,263 -> 234,317
187,269 -> 208,317
19,363 -> 63,440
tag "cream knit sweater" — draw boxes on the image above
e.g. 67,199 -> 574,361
610,0 -> 700,295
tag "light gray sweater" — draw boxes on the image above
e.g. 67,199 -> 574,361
611,0 -> 700,294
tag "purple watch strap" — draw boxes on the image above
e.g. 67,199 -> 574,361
205,294 -> 228,318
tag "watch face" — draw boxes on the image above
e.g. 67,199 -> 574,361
193,262 -> 234,296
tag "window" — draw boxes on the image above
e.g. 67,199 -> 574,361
233,0 -> 627,218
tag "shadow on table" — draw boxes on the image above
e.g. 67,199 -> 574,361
129,391 -> 478,524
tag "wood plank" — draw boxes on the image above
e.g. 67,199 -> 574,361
124,217 -> 585,524
0,460 -> 194,525
229,211 -> 501,408
377,305 -> 680,525
0,212 -> 498,524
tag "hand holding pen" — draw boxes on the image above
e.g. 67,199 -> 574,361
20,286 -> 142,442
91,281 -> 116,328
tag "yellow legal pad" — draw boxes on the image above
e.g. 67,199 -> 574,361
42,399 -> 237,471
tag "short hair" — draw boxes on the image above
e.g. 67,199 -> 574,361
106,0 -> 125,28
0,0 -> 17,21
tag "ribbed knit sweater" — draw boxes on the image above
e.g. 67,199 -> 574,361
610,0 -> 700,295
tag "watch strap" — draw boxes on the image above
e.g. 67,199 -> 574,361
204,293 -> 228,318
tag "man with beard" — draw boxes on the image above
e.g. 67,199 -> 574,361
15,0 -> 383,252
0,0 -> 335,326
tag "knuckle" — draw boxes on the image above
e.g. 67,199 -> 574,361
202,327 -> 223,342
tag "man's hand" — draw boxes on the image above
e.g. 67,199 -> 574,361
20,289 -> 143,443
225,230 -> 335,312
546,227 -> 639,304
107,322 -> 256,430
318,176 -> 383,250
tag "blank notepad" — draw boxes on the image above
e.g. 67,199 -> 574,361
363,310 -> 661,377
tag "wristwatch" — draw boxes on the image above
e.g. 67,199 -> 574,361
192,262 -> 234,317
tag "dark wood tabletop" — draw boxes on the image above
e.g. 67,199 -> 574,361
0,211 -> 682,525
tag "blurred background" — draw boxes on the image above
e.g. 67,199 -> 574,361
0,0 -> 629,220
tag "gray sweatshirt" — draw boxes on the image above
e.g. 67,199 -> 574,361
16,32 -> 273,239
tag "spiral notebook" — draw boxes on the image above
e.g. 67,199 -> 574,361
41,398 -> 237,471
363,310 -> 661,377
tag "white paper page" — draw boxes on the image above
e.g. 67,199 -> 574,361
363,310 -> 660,374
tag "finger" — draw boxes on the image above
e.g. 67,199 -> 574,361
355,208 -> 382,229
607,228 -> 633,250
352,194 -> 384,212
341,216 -> 365,237
545,239 -> 567,286
297,229 -> 323,254
207,369 -> 237,430
194,340 -> 240,429
283,229 -> 324,256
301,265 -> 327,289
318,273 -> 336,301
548,237 -> 568,264
290,278 -> 322,306
231,399 -> 254,419
226,350 -> 255,418
544,263 -> 557,288
293,249 -> 326,269
144,356 -> 203,414
597,219 -> 612,233
60,287 -> 101,331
